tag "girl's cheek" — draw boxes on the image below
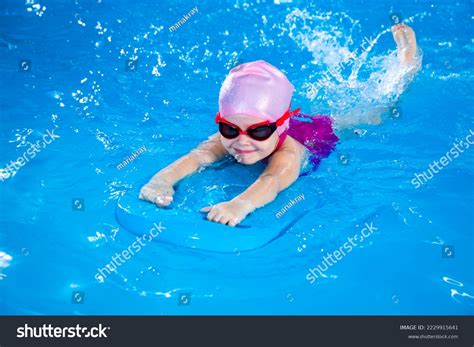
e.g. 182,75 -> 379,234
260,140 -> 275,153
221,139 -> 233,151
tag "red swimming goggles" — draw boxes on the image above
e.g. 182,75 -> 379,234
215,107 -> 301,141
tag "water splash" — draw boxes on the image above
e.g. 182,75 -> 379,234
442,276 -> 474,305
0,251 -> 12,280
284,9 -> 422,123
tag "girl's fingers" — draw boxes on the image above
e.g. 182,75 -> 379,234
207,208 -> 218,221
201,205 -> 238,226
220,214 -> 238,226
218,215 -> 229,225
139,187 -> 149,200
228,217 -> 239,227
139,191 -> 151,201
213,212 -> 224,223
154,195 -> 172,206
212,211 -> 227,224
200,206 -> 212,212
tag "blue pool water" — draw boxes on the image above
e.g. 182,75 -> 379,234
1,0 -> 473,315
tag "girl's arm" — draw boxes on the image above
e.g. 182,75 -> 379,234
200,137 -> 305,226
235,139 -> 303,208
139,132 -> 227,206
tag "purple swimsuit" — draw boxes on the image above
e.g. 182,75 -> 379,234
262,113 -> 339,172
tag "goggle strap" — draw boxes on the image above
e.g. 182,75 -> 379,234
276,107 -> 301,126
290,107 -> 302,116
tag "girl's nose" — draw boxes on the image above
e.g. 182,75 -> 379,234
235,133 -> 252,144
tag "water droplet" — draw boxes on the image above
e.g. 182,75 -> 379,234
442,276 -> 463,287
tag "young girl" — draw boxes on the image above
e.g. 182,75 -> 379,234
139,23 -> 420,227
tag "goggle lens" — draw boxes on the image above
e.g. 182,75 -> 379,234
219,123 -> 240,139
247,125 -> 274,140
218,123 -> 276,141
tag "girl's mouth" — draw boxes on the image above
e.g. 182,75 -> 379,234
234,148 -> 255,154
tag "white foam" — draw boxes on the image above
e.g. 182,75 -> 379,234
0,251 -> 12,269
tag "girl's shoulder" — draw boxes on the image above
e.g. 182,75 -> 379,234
283,134 -> 308,157
261,134 -> 307,165
282,135 -> 312,174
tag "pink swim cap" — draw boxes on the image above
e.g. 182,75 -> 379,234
218,60 -> 295,135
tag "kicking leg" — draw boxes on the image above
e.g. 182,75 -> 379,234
333,23 -> 420,133
392,23 -> 418,66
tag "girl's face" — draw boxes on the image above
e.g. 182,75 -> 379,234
220,114 -> 279,165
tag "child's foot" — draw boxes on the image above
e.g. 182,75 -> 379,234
392,23 -> 418,65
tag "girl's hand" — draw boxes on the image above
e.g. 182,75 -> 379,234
200,198 -> 255,227
139,180 -> 175,207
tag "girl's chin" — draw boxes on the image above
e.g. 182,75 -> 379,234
233,153 -> 261,165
